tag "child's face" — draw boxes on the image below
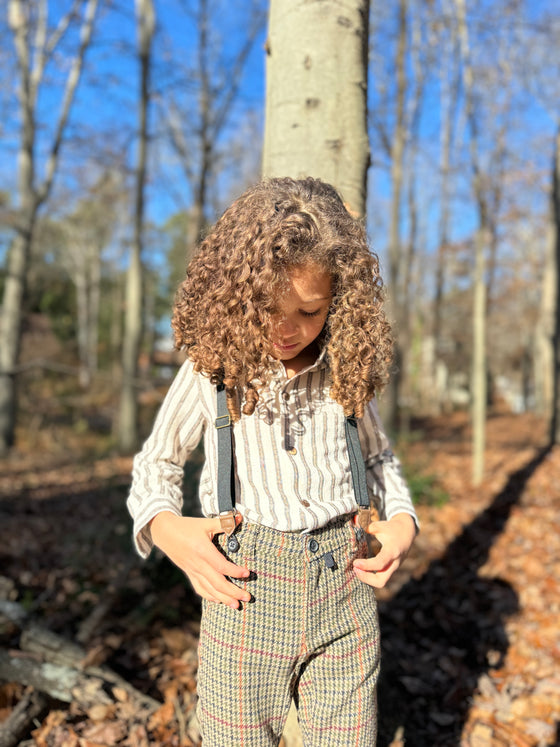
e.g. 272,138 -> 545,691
271,263 -> 332,363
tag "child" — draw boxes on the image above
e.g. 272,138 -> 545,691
127,176 -> 418,746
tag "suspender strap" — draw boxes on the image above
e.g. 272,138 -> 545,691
215,383 -> 237,536
214,385 -> 379,554
344,415 -> 370,509
215,385 -> 370,514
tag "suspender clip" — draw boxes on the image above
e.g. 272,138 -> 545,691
357,507 -> 371,533
357,506 -> 383,556
219,509 -> 237,536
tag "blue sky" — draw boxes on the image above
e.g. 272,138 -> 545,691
1,0 -> 558,280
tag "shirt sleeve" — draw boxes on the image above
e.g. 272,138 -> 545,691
357,397 -> 419,530
126,358 -> 207,558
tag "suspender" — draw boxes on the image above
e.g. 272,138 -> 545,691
215,384 -> 377,552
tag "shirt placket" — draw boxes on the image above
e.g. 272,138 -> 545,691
281,385 -> 296,455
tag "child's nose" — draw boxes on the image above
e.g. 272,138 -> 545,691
278,317 -> 297,335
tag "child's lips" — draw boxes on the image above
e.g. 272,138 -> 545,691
274,341 -> 299,351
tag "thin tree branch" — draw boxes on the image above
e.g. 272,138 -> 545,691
38,0 -> 99,206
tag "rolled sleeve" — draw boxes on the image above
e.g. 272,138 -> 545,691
358,398 -> 419,530
127,358 -> 206,557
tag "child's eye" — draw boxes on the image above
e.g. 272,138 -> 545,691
300,309 -> 321,318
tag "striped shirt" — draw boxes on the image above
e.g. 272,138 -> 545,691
128,354 -> 418,558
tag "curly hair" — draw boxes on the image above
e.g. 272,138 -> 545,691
172,176 -> 393,420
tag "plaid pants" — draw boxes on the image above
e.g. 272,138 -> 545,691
197,515 -> 380,746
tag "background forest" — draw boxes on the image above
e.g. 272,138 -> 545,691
1,1 -> 559,746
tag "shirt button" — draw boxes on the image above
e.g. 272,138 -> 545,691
288,447 -> 297,455
282,391 -> 290,401
308,538 -> 319,553
300,499 -> 310,508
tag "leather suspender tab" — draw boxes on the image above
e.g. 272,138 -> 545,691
219,510 -> 237,537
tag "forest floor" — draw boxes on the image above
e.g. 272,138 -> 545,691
0,407 -> 559,746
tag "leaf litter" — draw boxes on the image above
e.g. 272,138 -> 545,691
0,410 -> 558,746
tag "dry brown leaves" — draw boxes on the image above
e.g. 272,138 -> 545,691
1,410 -> 559,746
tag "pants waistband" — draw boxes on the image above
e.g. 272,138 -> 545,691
233,512 -> 358,558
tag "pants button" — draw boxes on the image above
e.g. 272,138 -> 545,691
308,538 -> 319,553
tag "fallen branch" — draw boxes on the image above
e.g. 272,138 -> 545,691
0,688 -> 49,747
0,618 -> 159,713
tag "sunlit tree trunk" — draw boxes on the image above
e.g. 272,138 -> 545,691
548,125 -> 560,444
263,3 -> 369,743
0,0 -> 98,454
118,0 -> 155,452
262,0 -> 370,217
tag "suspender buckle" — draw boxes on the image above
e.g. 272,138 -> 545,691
215,414 -> 231,429
219,509 -> 237,536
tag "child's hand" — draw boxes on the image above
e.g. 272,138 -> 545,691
353,513 -> 417,589
150,511 -> 251,609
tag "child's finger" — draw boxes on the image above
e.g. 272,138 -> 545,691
353,547 -> 393,575
195,566 -> 251,607
353,564 -> 394,589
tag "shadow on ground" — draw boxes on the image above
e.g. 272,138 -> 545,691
377,446 -> 551,746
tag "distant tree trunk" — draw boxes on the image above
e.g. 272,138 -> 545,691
535,130 -> 558,421
117,0 -> 155,452
398,7 -> 425,434
262,0 -> 370,218
0,0 -> 98,455
548,125 -> 560,444
455,0 -> 488,485
75,258 -> 91,388
433,1 -> 459,413
384,0 -> 408,432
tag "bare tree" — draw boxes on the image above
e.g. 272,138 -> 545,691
117,0 -> 155,453
262,0 -> 370,217
164,0 -> 265,258
0,0 -> 98,454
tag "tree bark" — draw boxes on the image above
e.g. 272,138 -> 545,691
262,0 -> 370,218
262,4 -> 370,743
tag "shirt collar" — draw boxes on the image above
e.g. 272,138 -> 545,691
269,346 -> 329,382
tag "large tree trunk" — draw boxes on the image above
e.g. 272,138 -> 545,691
262,0 -> 370,218
117,0 -> 155,452
262,5 -> 370,744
